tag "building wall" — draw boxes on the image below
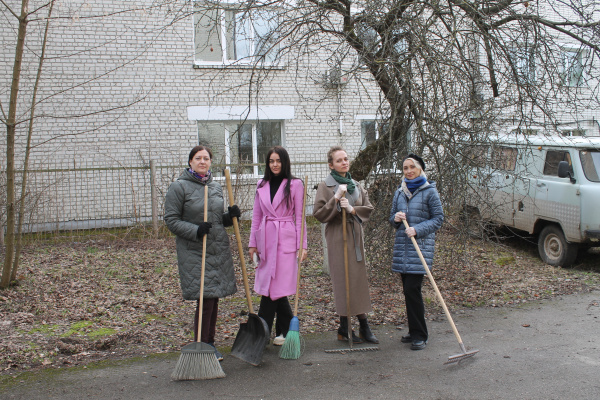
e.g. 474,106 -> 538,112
0,0 -> 381,229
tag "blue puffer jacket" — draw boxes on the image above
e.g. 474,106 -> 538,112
389,181 -> 444,274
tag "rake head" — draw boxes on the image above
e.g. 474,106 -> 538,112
444,349 -> 479,365
324,346 -> 379,354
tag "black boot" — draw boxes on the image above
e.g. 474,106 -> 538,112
337,316 -> 363,344
358,317 -> 379,344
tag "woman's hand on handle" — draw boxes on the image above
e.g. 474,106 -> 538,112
297,249 -> 308,262
394,211 -> 406,222
397,212 -> 415,236
228,205 -> 241,219
334,184 -> 347,200
339,197 -> 354,214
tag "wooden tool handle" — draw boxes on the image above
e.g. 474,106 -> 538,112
293,176 -> 308,316
342,193 -> 352,348
224,169 -> 255,314
196,184 -> 209,343
401,219 -> 464,345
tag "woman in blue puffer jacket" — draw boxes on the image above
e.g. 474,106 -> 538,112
389,154 -> 444,351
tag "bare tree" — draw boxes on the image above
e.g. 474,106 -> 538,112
191,0 -> 600,180
0,0 -> 175,288
1,0 -> 32,289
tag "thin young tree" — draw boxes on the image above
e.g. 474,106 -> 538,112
0,0 -> 173,288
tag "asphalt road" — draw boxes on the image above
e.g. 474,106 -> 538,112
2,290 -> 600,400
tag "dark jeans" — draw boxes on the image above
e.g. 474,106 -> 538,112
194,297 -> 219,343
258,295 -> 293,337
401,273 -> 428,342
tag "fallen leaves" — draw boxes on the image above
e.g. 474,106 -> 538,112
1,224 -> 599,377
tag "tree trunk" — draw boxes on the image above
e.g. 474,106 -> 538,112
12,0 -> 54,282
2,0 -> 30,289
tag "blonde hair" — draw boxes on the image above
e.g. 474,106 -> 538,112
403,157 -> 427,178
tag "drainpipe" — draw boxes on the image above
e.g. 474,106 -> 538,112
337,82 -> 343,144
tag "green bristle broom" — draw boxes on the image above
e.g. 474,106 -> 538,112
280,176 -> 308,360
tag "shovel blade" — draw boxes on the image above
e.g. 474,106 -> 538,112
231,313 -> 270,366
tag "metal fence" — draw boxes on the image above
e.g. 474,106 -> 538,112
0,157 -> 331,241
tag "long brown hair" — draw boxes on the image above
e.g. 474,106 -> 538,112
258,146 -> 295,207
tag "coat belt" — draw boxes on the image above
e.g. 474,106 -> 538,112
262,215 -> 295,278
346,217 -> 363,262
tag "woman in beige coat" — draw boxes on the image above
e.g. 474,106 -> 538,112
313,146 -> 378,344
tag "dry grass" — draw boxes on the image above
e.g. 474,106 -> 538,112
1,220 -> 599,378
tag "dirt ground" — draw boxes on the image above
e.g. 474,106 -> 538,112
1,221 -> 599,380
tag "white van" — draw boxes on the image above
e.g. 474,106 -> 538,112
462,135 -> 600,267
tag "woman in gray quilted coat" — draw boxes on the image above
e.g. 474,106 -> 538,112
164,145 -> 239,360
389,154 -> 444,351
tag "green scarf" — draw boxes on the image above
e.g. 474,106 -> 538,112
330,170 -> 356,194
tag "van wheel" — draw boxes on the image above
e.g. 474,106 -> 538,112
538,225 -> 578,267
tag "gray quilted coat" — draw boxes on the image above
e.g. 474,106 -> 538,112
389,181 -> 444,274
164,170 -> 237,300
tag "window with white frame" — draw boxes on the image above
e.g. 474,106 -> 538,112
360,120 -> 389,150
358,118 -> 398,171
562,48 -> 587,87
361,120 -> 377,149
509,45 -> 536,83
197,121 -> 282,177
193,1 -> 280,65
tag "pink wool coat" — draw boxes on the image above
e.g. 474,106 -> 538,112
249,178 -> 308,300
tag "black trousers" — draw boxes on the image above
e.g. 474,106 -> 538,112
258,295 -> 293,337
401,273 -> 428,341
194,298 -> 219,343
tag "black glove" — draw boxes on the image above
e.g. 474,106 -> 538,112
228,205 -> 241,219
197,222 -> 212,238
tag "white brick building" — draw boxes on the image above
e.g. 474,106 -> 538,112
0,1 -> 382,230
2,0 -> 599,231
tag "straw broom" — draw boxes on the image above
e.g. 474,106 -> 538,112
171,184 -> 225,380
279,175 -> 308,360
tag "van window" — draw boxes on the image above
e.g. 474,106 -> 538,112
492,146 -> 517,171
543,150 -> 573,176
580,150 -> 600,182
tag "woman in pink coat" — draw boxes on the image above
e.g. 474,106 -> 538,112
249,146 -> 308,345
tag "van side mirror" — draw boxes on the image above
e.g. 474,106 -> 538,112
557,161 -> 576,183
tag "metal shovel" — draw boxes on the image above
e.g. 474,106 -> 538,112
225,169 -> 269,366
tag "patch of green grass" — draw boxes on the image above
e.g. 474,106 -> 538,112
28,324 -> 59,335
61,320 -> 94,337
87,328 -> 117,339
495,256 -> 515,266
105,269 -> 120,278
86,247 -> 99,254
144,314 -> 167,322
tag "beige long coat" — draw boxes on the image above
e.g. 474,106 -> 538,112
313,174 -> 374,316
